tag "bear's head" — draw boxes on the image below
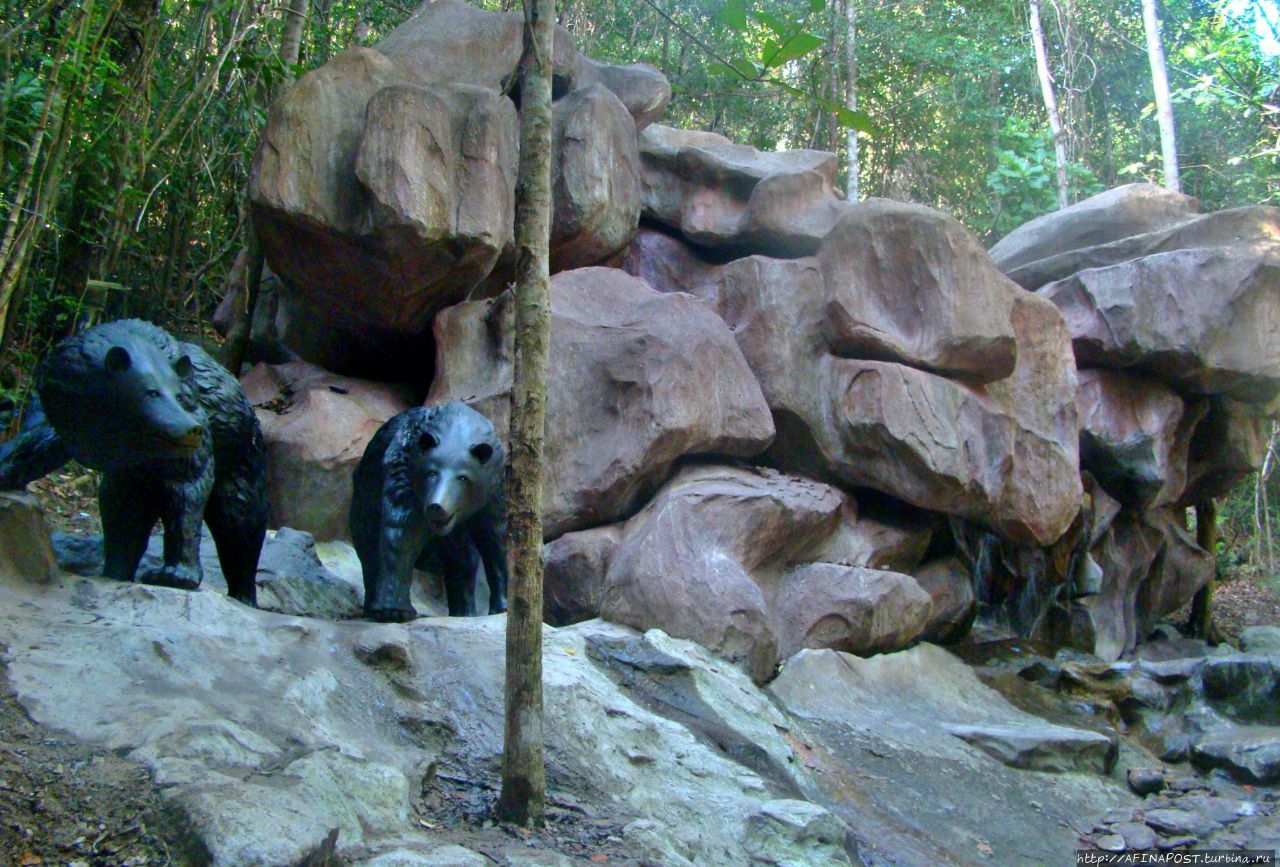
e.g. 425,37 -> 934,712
36,320 -> 207,469
399,403 -> 504,536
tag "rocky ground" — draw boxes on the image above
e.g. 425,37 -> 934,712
4,478 -> 1279,866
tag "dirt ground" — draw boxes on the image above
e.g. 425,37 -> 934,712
0,650 -> 209,867
4,472 -> 1278,865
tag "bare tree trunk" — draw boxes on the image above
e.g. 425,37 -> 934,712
1029,0 -> 1069,209
1189,499 -> 1218,642
843,0 -> 859,201
224,0 -> 308,374
497,0 -> 554,829
278,0 -> 309,73
1141,0 -> 1181,193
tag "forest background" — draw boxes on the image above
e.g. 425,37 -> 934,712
0,0 -> 1276,592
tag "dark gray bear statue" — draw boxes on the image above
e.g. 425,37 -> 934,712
350,403 -> 508,622
0,319 -> 268,605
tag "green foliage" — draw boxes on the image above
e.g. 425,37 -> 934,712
986,118 -> 1103,239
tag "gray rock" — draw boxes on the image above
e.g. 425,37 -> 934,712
52,527 -> 363,619
1241,626 -> 1280,654
1143,807 -> 1220,839
1191,727 -> 1280,784
744,799 -> 853,867
1126,767 -> 1165,796
769,645 -> 1137,866
989,183 -> 1201,276
1200,654 -> 1280,723
358,846 -> 489,866
1094,833 -> 1126,852
1114,821 -> 1157,850
946,722 -> 1116,774
0,565 -> 859,866
1002,204 -> 1280,290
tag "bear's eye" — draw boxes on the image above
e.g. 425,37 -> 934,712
425,470 -> 438,479
457,474 -> 470,485
146,389 -> 162,399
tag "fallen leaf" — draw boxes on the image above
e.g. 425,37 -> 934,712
590,855 -> 608,863
20,853 -> 42,866
563,647 -> 577,656
977,843 -> 993,854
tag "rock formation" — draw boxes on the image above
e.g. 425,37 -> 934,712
235,5 -> 1278,665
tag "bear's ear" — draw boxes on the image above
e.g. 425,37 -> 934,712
174,355 -> 194,378
104,345 -> 132,374
418,430 -> 440,452
470,443 -> 494,464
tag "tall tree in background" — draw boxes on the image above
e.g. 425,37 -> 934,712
498,0 -> 555,828
843,0 -> 859,200
1142,0 -> 1181,192
1029,0 -> 1071,208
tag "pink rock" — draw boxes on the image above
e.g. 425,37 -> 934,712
243,362 -> 413,540
428,267 -> 774,538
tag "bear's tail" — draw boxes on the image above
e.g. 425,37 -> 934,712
0,396 -> 70,490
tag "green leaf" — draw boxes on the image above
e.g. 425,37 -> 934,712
767,32 -> 824,67
710,58 -> 763,80
810,0 -> 826,12
808,93 -> 880,135
752,10 -> 791,37
716,0 -> 749,31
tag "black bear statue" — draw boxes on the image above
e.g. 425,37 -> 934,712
0,319 -> 268,605
350,402 -> 509,622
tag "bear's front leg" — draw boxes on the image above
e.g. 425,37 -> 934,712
139,456 -> 214,592
99,473 -> 161,583
365,516 -> 425,623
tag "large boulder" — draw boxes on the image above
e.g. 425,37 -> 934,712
1073,507 -> 1213,661
596,465 -> 934,682
1002,204 -> 1280,290
251,55 -> 519,362
428,268 -> 774,538
769,646 -> 1131,865
0,562 -> 856,866
549,83 -> 641,272
1178,396 -> 1275,506
638,124 -> 848,256
816,200 -> 1018,382
1039,243 -> 1280,403
248,0 -> 665,376
627,203 -> 1079,546
988,183 -> 1201,275
1075,369 -> 1205,509
544,483 -> 936,636
242,361 -> 414,540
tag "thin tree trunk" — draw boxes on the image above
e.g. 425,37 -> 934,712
1029,0 -> 1069,209
224,0 -> 308,373
843,0 -> 858,201
1189,499 -> 1218,642
1141,0 -> 1181,193
278,0 -> 309,73
497,0 -> 554,828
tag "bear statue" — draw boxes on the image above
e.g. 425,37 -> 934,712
0,319 -> 268,605
350,402 -> 508,622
